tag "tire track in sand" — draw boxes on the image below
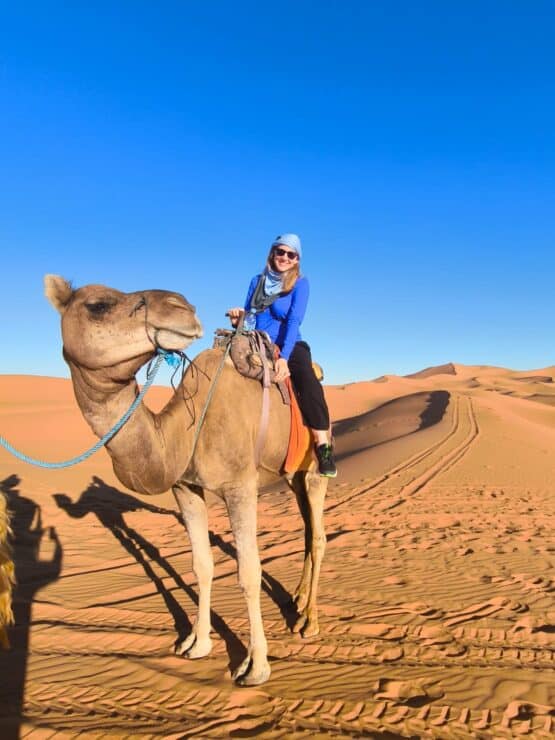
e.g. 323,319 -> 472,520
24,612 -> 555,671
10,681 -> 555,738
5,391 -> 553,739
393,392 -> 479,502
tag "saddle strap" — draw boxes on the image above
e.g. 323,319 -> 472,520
254,332 -> 272,467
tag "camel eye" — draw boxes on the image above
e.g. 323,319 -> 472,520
85,300 -> 113,316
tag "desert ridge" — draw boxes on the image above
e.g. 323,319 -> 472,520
1,363 -> 554,737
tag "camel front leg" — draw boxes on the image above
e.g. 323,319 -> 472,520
173,482 -> 213,659
293,470 -> 328,637
225,486 -> 271,686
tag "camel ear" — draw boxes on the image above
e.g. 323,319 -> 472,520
44,275 -> 74,313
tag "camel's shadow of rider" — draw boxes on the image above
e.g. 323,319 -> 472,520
0,474 -> 62,740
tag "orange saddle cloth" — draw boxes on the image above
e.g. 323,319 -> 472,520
283,377 -> 312,474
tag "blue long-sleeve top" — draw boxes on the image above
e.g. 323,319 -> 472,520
244,274 -> 309,360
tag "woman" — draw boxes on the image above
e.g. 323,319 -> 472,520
228,233 -> 337,477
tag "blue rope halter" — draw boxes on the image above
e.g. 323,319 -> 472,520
0,349 -> 175,469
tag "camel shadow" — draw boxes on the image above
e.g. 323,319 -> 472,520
53,476 -> 249,672
0,474 -> 62,740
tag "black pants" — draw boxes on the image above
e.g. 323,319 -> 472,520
288,341 -> 330,431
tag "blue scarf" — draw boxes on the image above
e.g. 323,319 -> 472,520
244,268 -> 283,330
262,268 -> 283,298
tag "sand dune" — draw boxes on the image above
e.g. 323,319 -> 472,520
404,361 -> 458,379
1,363 -> 554,738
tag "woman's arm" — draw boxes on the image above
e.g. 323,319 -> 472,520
279,278 -> 309,360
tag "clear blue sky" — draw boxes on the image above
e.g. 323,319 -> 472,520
1,2 -> 553,384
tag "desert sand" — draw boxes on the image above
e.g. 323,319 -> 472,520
1,363 -> 554,738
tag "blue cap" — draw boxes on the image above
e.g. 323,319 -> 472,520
272,233 -> 302,258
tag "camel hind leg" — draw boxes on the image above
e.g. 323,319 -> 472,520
290,472 -> 312,609
173,482 -> 214,659
289,469 -> 328,637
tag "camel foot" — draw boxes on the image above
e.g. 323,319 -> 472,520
175,632 -> 213,659
232,654 -> 271,686
301,620 -> 320,638
293,613 -> 320,638
292,613 -> 306,633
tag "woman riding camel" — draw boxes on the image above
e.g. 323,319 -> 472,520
228,233 -> 337,477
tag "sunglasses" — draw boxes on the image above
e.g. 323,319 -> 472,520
274,247 -> 298,260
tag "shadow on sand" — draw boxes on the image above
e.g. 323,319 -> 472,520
54,476 -> 295,673
0,474 -> 63,740
333,390 -> 451,461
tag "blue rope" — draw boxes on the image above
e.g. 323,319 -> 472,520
187,340 -> 231,463
0,350 -> 174,469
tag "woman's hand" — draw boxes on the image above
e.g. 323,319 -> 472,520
226,307 -> 244,327
274,357 -> 290,382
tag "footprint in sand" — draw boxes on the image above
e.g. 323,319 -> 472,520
375,645 -> 404,662
456,546 -> 474,556
417,625 -> 455,645
350,622 -> 406,640
383,575 -> 406,586
402,601 -> 444,618
512,573 -> 554,593
372,678 -> 444,705
502,700 -> 555,734
510,613 -> 555,635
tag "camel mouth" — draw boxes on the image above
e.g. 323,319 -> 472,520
154,327 -> 203,351
174,326 -> 204,339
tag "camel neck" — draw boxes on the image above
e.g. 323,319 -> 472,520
68,362 -> 140,432
67,361 -> 192,494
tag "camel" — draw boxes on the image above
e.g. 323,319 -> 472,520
44,275 -> 328,686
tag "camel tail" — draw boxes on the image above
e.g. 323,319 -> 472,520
0,492 -> 14,648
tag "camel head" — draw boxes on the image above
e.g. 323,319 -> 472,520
44,275 -> 203,377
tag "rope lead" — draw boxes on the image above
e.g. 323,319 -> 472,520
0,351 -> 170,469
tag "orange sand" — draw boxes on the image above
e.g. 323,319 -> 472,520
1,363 -> 554,738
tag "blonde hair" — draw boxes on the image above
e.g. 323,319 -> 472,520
266,249 -> 301,295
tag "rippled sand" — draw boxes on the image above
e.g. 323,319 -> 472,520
1,364 -> 554,738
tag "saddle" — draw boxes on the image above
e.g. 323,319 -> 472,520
213,328 -> 290,404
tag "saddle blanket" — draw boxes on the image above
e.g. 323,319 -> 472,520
283,377 -> 312,474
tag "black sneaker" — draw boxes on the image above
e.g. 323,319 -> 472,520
315,443 -> 337,478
